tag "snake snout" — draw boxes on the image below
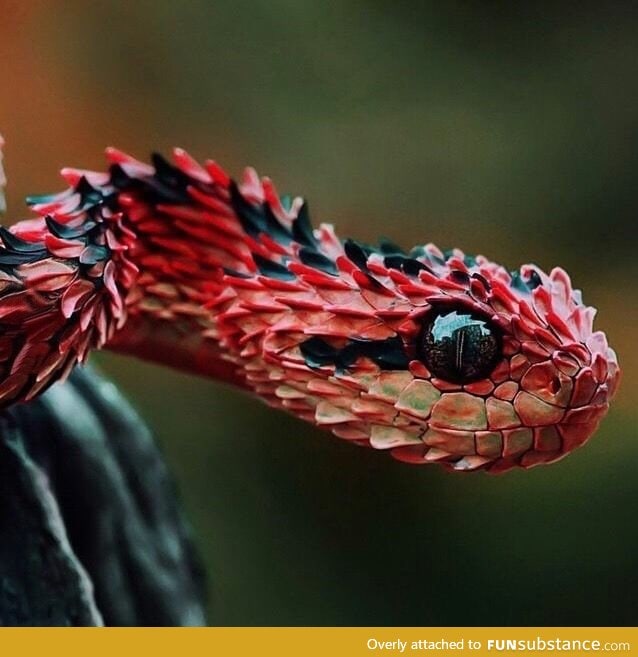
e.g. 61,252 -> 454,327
552,333 -> 620,453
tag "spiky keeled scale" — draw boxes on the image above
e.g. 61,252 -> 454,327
0,138 -> 621,473
0,148 -> 136,406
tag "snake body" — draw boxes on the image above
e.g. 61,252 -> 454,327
0,140 -> 620,473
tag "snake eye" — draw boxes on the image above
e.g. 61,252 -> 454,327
417,309 -> 502,383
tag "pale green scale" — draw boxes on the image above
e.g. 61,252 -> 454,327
394,380 -> 441,419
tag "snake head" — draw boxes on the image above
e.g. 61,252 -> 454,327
314,248 -> 621,473
231,230 -> 621,473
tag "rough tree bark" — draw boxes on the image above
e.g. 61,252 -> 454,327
0,365 -> 207,626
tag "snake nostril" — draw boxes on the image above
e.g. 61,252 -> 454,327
550,376 -> 561,394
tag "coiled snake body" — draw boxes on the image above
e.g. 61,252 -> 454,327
0,138 -> 620,473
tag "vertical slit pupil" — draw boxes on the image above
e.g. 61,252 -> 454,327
418,309 -> 501,383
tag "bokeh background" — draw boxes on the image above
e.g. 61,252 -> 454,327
0,1 -> 637,625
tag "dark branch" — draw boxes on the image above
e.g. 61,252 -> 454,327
0,366 -> 206,626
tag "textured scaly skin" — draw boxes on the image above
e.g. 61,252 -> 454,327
0,140 -> 620,473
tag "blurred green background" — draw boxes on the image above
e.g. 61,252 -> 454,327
0,1 -> 637,625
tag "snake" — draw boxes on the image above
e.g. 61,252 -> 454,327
0,136 -> 620,473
